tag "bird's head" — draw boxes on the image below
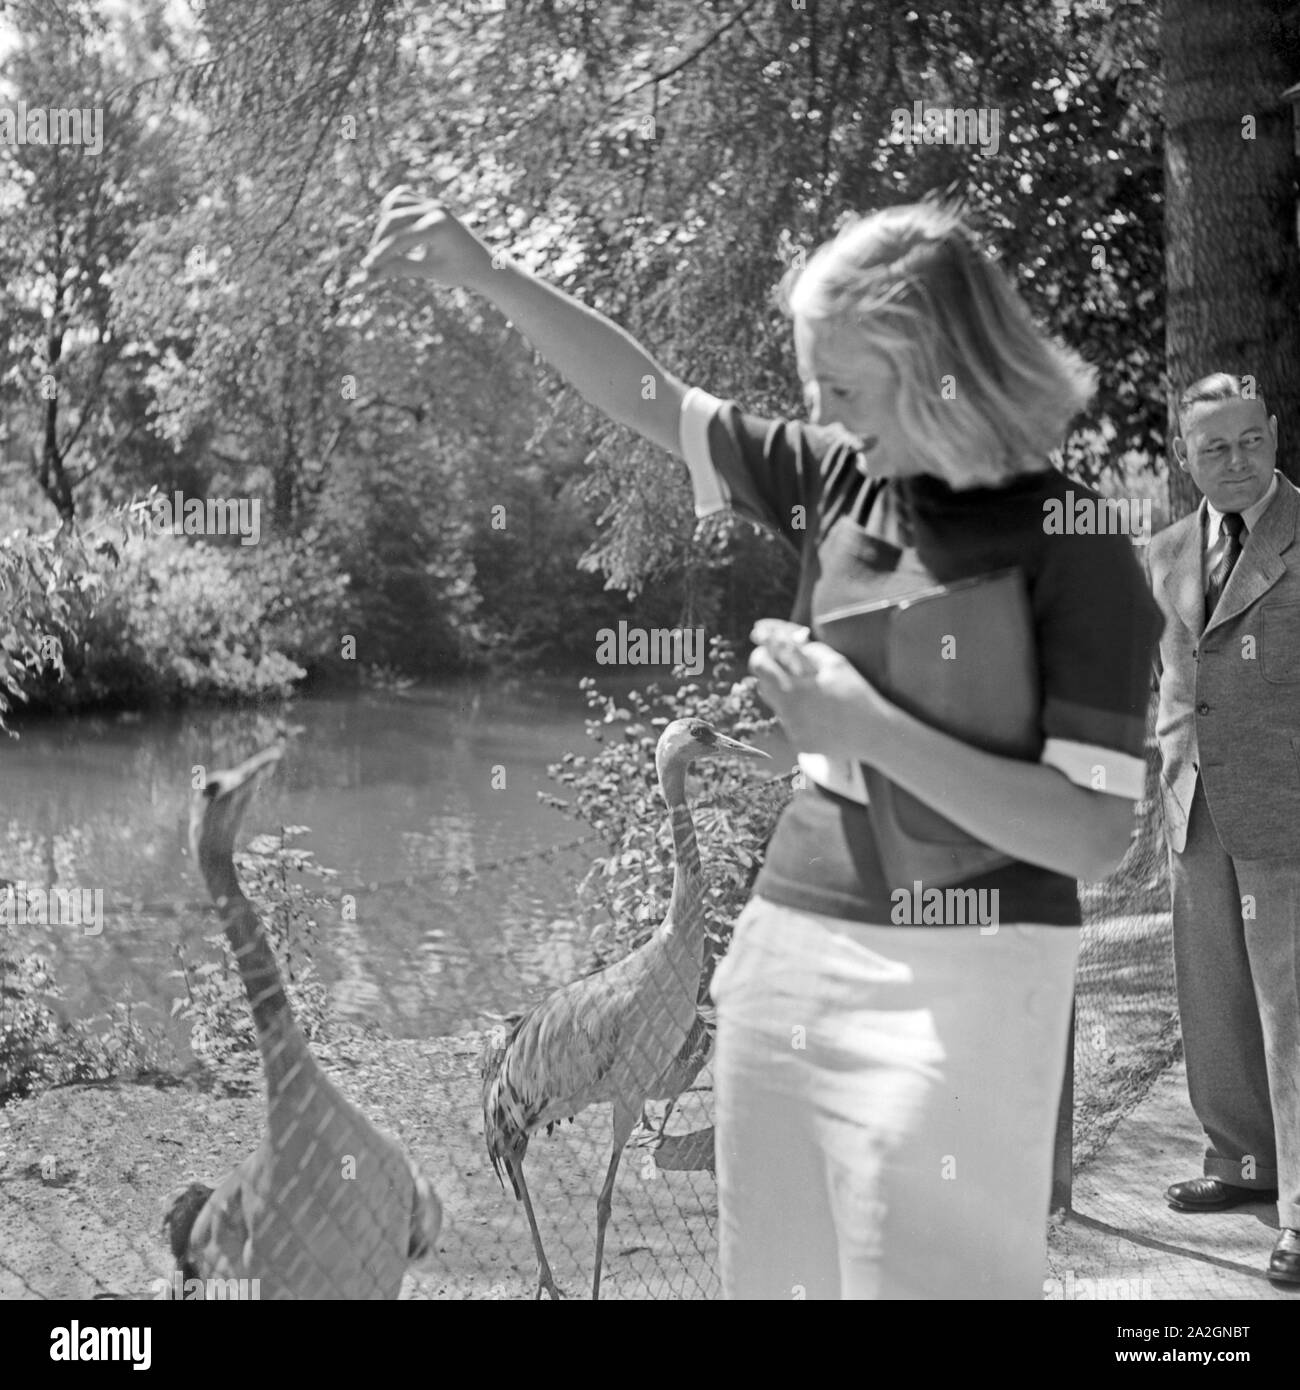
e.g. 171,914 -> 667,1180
654,719 -> 770,778
189,746 -> 283,885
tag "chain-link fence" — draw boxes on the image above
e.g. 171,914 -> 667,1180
2,698 -> 1178,1300
1072,692 -> 1178,1177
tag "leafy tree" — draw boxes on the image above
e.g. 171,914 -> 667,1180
395,0 -> 1164,596
109,0 -> 547,671
0,0 -> 179,522
13,0 -> 1254,694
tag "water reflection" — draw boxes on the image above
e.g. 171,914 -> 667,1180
1,680 -> 608,1042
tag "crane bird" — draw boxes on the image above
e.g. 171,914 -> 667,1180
481,718 -> 769,1299
163,746 -> 442,1299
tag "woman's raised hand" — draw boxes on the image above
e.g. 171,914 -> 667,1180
361,186 -> 489,288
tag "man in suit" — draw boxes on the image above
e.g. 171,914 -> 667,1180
1147,372 -> 1300,1282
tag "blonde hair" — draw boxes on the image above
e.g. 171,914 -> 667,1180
779,203 -> 1097,484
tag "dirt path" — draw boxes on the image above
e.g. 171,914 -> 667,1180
0,1032 -> 720,1301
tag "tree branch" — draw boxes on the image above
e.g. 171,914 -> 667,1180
543,0 -> 764,203
357,393 -> 427,423
254,0 -> 394,259
618,0 -> 764,101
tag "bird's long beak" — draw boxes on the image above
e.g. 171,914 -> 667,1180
217,746 -> 284,795
190,746 -> 284,870
707,733 -> 770,760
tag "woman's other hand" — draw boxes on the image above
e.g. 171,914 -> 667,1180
749,620 -> 881,757
361,186 -> 490,288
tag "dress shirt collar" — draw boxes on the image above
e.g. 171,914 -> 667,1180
1205,470 -> 1280,548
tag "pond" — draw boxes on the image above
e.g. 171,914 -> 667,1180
2,677 -> 768,1049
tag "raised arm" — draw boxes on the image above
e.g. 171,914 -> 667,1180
362,188 -> 686,457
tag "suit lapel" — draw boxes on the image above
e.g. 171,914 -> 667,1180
1205,475 -> 1297,634
1162,502 -> 1208,638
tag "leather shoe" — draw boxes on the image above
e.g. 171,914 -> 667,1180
1165,1177 -> 1278,1212
1268,1229 -> 1300,1283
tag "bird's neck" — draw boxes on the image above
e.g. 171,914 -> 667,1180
659,763 -> 705,955
206,869 -> 305,1090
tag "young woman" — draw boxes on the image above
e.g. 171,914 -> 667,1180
363,191 -> 1161,1299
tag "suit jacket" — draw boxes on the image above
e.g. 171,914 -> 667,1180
1147,472 -> 1300,856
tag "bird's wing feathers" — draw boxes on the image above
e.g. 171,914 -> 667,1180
180,1158 -> 260,1287
487,982 -> 625,1143
174,1089 -> 431,1297
161,1181 -> 215,1282
483,935 -> 702,1164
408,1164 -> 443,1261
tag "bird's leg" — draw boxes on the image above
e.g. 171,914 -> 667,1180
510,1157 -> 562,1300
592,1151 -> 623,1303
654,1098 -> 677,1141
593,1105 -> 638,1301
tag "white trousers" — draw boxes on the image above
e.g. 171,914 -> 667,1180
710,896 -> 1080,1299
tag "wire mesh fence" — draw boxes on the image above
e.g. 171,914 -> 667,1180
1074,691 -> 1178,1173
1,696 -> 1177,1300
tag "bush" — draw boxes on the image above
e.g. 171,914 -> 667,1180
1,503 -> 351,724
75,505 -> 353,704
0,520 -> 113,732
0,930 -> 172,1106
542,643 -> 792,974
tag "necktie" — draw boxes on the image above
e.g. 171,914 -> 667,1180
1205,511 -> 1245,622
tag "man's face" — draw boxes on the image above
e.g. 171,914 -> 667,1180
1175,397 -> 1277,513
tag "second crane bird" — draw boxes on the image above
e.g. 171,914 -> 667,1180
481,718 -> 769,1299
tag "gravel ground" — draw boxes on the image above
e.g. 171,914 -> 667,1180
0,1032 -> 719,1302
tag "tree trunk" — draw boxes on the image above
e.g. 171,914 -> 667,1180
38,326 -> 76,524
1163,0 -> 1300,520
